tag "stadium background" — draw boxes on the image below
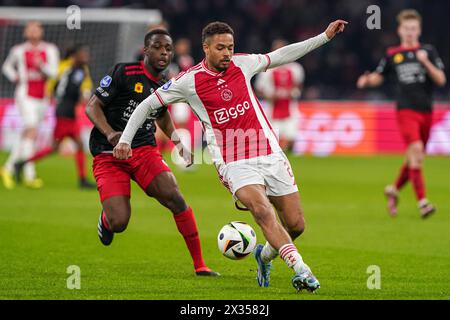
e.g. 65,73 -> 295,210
0,0 -> 449,156
0,0 -> 449,300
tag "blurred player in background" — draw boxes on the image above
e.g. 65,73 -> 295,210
14,44 -> 96,189
1,21 -> 59,189
255,39 -> 304,152
86,29 -> 218,276
357,9 -> 446,218
115,20 -> 348,292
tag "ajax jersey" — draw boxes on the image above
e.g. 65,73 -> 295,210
150,54 -> 282,165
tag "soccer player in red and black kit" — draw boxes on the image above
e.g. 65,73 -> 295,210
85,29 -> 218,276
357,9 -> 446,218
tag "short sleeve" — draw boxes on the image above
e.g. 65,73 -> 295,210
232,53 -> 271,77
375,55 -> 392,76
94,64 -> 123,105
153,73 -> 189,106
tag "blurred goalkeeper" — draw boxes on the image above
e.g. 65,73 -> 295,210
14,44 -> 96,189
357,9 -> 446,218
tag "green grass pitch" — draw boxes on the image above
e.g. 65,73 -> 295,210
0,151 -> 449,300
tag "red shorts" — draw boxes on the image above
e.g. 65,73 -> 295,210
53,117 -> 80,141
397,109 -> 432,146
93,145 -> 171,202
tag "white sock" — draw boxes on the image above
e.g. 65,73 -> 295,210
4,136 -> 23,172
279,243 -> 306,274
22,138 -> 36,181
261,241 -> 278,264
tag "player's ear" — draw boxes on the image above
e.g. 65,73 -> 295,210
202,41 -> 209,56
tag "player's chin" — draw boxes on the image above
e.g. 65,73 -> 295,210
217,62 -> 230,71
153,64 -> 168,72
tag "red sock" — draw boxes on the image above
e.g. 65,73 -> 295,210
75,150 -> 86,179
28,147 -> 53,162
395,164 -> 409,190
409,168 -> 426,201
173,207 -> 206,270
102,211 -> 111,231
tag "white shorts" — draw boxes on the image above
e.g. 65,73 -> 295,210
272,117 -> 298,141
217,152 -> 298,197
16,95 -> 48,128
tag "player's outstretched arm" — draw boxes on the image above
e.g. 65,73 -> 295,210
267,19 -> 348,69
113,94 -> 161,160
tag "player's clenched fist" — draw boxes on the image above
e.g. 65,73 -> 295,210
113,142 -> 132,160
325,20 -> 348,39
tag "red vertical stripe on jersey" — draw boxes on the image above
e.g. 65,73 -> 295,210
271,67 -> 294,119
25,49 -> 47,98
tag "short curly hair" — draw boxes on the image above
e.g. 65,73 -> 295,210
202,21 -> 234,43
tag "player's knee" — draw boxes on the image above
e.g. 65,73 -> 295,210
160,189 -> 187,214
105,208 -> 130,233
108,215 -> 129,233
75,139 -> 84,150
286,216 -> 305,239
408,142 -> 424,158
408,148 -> 424,168
251,202 -> 276,228
24,127 -> 38,139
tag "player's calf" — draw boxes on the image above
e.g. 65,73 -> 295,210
14,161 -> 26,183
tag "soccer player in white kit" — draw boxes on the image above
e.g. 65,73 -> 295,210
114,20 -> 347,292
255,38 -> 305,152
1,21 -> 59,189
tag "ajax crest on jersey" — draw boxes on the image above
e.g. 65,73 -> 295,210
217,221 -> 257,260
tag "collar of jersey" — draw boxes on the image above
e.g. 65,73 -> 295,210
399,44 -> 421,51
201,59 -> 225,77
389,44 -> 422,56
140,60 -> 162,82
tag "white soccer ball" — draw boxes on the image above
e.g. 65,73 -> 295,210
217,221 -> 257,260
